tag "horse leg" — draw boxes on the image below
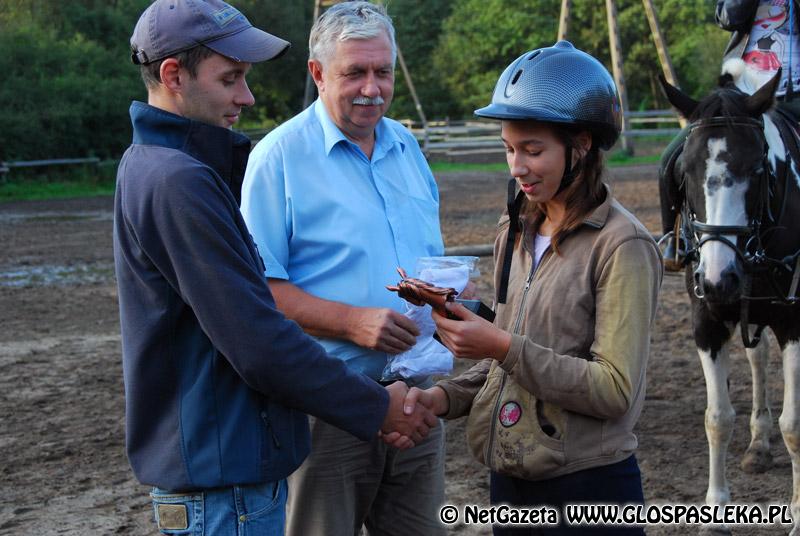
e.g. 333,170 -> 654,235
779,341 -> 800,535
741,333 -> 773,473
698,341 -> 735,534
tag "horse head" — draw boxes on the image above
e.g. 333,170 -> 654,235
660,63 -> 782,304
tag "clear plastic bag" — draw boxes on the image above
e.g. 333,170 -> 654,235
416,256 -> 480,282
381,256 -> 479,381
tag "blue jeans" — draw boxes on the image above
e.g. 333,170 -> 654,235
150,480 -> 287,535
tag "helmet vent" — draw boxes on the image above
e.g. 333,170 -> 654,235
527,50 -> 541,61
511,70 -> 523,85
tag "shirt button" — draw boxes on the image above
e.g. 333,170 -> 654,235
239,514 -> 247,522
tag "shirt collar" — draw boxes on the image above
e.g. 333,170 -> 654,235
312,99 -> 405,158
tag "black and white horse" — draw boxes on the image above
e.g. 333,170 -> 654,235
662,60 -> 800,534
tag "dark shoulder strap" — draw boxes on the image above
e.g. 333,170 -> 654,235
497,178 -> 524,304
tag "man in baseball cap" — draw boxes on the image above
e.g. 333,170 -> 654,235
114,1 -> 437,534
130,0 -> 289,65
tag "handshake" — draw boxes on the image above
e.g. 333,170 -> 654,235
378,382 -> 449,450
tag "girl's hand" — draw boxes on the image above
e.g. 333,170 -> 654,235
433,302 -> 512,361
403,386 -> 450,416
458,280 -> 478,300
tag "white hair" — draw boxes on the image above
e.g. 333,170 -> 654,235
309,1 -> 397,67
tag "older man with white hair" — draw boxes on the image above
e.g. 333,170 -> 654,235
241,2 -> 446,534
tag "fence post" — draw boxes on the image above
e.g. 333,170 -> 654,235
606,0 -> 634,154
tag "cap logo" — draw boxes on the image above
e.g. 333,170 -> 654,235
498,401 -> 522,427
212,6 -> 241,28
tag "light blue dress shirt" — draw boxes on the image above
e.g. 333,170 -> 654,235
241,100 -> 444,379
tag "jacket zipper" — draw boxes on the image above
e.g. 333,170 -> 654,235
484,222 -> 552,467
260,410 -> 281,449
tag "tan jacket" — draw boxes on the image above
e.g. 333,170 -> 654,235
438,187 -> 662,480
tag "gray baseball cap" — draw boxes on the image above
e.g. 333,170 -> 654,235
131,0 -> 290,65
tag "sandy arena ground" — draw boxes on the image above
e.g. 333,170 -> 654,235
0,165 -> 794,534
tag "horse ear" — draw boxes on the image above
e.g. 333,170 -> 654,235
745,67 -> 781,116
658,74 -> 698,119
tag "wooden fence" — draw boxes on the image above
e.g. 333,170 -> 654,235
400,109 -> 682,159
0,157 -> 101,182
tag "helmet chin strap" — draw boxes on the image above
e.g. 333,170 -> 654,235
555,146 -> 575,196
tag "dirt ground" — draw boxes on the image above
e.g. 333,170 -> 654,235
0,165 -> 794,535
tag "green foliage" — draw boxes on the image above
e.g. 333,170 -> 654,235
0,22 -> 142,161
432,0 -> 560,116
232,0 -> 314,127
428,154 -> 659,175
387,0 -> 458,120
659,0 -> 729,100
0,166 -> 117,201
0,178 -> 116,202
605,0 -> 727,109
431,0 -> 727,116
0,0 -> 150,161
429,161 -> 509,174
0,0 -> 748,166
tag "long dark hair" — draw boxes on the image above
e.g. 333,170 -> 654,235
523,123 -> 607,253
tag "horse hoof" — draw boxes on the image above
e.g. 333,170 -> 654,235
740,448 -> 773,473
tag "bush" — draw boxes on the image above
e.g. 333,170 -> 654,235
0,20 -> 143,162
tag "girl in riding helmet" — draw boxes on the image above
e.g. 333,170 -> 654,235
406,42 -> 663,535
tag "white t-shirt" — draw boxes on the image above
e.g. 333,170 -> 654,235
533,233 -> 551,271
743,0 -> 800,96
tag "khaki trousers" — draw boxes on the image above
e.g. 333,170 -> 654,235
285,416 -> 446,536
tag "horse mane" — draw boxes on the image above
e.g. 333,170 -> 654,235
689,58 -> 766,122
689,74 -> 752,122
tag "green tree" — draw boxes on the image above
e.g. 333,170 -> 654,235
570,0 -> 725,110
0,0 -> 738,162
0,0 -> 306,160
388,0 -> 458,121
657,0 -> 729,102
0,22 -> 142,161
431,0 -> 726,117
0,0 -> 150,161
233,0 -> 314,127
432,0 -> 561,116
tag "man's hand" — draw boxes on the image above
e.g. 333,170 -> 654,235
346,307 -> 420,354
433,302 -> 511,361
380,382 -> 438,449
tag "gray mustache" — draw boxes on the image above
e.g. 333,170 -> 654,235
352,96 -> 385,105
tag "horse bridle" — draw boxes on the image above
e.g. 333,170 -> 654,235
683,117 -> 773,273
680,115 -> 800,347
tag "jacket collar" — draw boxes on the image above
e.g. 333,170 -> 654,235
581,183 -> 613,229
129,101 -> 252,203
519,182 -> 613,231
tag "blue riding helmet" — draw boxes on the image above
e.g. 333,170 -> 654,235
475,41 -> 622,150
